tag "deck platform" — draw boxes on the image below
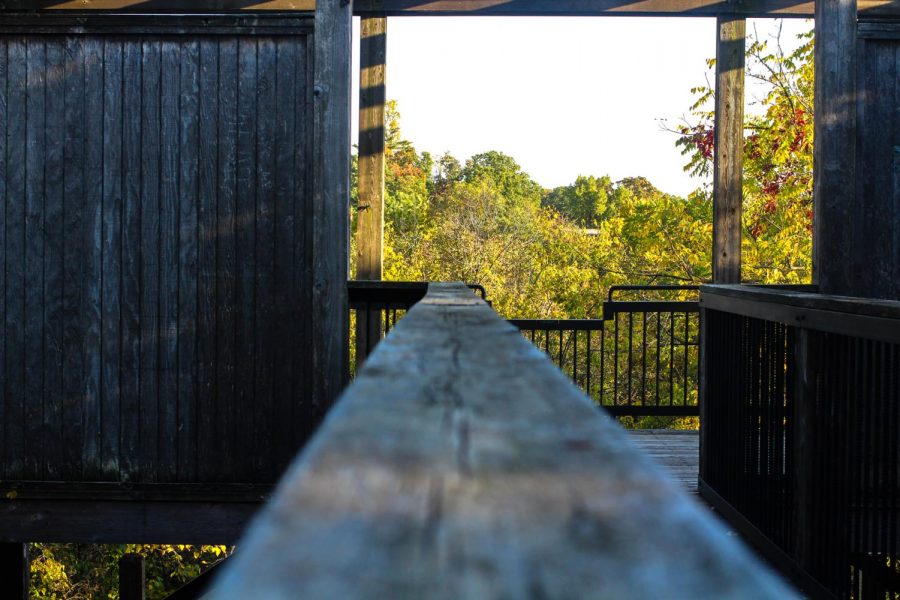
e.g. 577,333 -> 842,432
628,430 -> 699,493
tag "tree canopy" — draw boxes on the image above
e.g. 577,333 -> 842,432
359,26 -> 814,321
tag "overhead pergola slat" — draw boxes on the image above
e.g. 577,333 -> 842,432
352,0 -> 816,17
1,0 -> 898,18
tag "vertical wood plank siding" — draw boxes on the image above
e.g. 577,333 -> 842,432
854,36 -> 900,300
0,27 -> 316,484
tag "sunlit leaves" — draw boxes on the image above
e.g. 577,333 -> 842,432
29,544 -> 231,599
676,26 -> 814,284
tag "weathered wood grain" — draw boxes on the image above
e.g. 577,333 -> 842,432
255,36 -> 277,481
854,37 -> 899,300
312,0 -> 352,417
44,38 -> 65,480
627,430 -> 699,493
211,283 -> 796,599
895,43 -> 900,298
121,39 -> 142,481
101,38 -> 123,479
273,36 -> 299,470
24,38 -> 46,480
235,37 -> 258,482
0,28 -> 317,492
82,36 -> 104,480
197,38 -> 219,484
292,36 -> 315,446
355,16 -> 387,366
140,38 -> 161,482
178,40 -> 200,482
713,16 -> 744,284
0,39 -> 7,481
160,39 -> 181,482
216,37 -> 239,482
4,38 -> 25,480
356,16 -> 386,282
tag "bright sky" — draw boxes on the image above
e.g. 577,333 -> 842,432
351,16 -> 812,198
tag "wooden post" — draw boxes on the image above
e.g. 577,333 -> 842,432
313,0 -> 354,404
712,16 -> 745,284
813,0 -> 857,295
357,16 -> 386,281
0,543 -> 29,599
355,16 -> 387,365
119,553 -> 145,600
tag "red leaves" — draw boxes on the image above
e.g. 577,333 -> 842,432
689,126 -> 715,160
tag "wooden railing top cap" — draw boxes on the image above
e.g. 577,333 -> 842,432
210,282 -> 796,599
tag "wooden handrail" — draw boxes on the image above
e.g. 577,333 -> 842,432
701,284 -> 900,343
209,282 -> 795,598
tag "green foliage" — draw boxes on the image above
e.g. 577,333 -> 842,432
543,175 -> 612,226
371,26 -> 814,423
675,27 -> 814,284
378,106 -> 709,320
460,151 -> 543,210
601,180 -> 712,285
29,544 -> 230,599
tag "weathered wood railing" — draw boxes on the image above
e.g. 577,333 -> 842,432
700,285 -> 900,599
351,282 -> 700,421
210,283 -> 793,598
349,281 -> 487,370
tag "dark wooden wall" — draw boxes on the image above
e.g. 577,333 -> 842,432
816,13 -> 900,301
854,28 -> 900,300
0,19 -> 321,486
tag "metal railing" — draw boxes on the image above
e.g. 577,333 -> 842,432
700,284 -> 900,599
511,285 -> 700,418
349,282 -> 700,420
349,281 -> 428,369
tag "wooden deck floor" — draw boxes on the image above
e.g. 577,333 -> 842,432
628,430 -> 699,493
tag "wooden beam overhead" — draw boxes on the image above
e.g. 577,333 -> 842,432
0,0 -> 896,17
354,0 -> 820,17
0,0 -> 898,19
